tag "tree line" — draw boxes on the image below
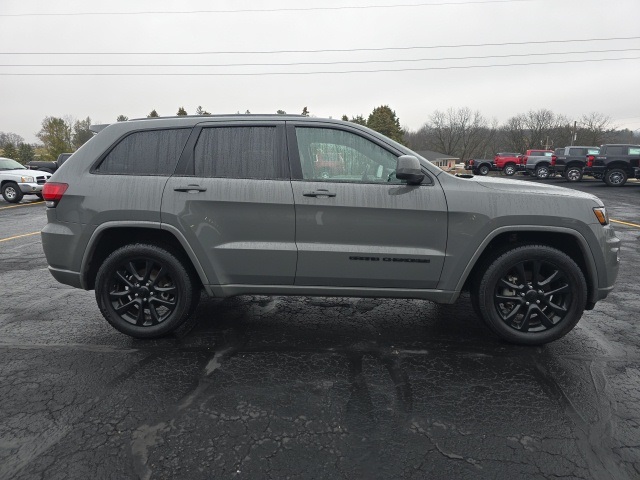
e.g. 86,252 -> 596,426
1,106 -> 636,164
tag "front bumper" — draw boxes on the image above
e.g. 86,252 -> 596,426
18,182 -> 44,194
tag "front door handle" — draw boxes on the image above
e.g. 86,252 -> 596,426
303,189 -> 336,198
174,184 -> 207,193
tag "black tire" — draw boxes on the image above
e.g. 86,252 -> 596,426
503,164 -> 516,176
475,245 -> 587,345
2,182 -> 23,203
604,168 -> 627,187
564,166 -> 583,182
477,164 -> 490,176
95,244 -> 201,338
534,165 -> 550,179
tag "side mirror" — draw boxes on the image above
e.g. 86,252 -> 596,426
396,155 -> 424,185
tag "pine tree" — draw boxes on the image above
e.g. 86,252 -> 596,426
177,107 -> 187,116
366,106 -> 404,143
195,106 -> 211,115
148,109 -> 159,118
301,106 -> 309,116
2,142 -> 18,160
116,115 -> 128,122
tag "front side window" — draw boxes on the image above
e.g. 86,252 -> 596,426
96,128 -> 190,175
628,147 -> 640,155
295,127 -> 404,184
194,126 -> 287,179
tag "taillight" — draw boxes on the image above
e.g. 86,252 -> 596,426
523,156 -> 528,165
551,155 -> 557,166
469,159 -> 474,165
42,182 -> 68,207
587,155 -> 595,167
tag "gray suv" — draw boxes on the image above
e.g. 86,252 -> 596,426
41,115 -> 620,345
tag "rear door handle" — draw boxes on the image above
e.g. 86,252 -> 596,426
303,189 -> 336,198
174,184 -> 207,193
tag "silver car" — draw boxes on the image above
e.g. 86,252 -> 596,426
41,115 -> 620,345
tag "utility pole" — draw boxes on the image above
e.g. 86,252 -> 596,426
570,121 -> 577,146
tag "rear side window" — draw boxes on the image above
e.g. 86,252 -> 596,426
629,147 -> 640,155
194,126 -> 288,179
568,148 -> 586,156
96,128 -> 190,175
604,146 -> 625,155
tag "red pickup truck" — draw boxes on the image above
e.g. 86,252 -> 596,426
492,152 -> 523,176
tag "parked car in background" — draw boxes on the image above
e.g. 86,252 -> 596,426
492,152 -> 523,176
41,115 -> 620,345
464,158 -> 493,175
26,153 -> 73,174
551,146 -> 600,182
0,157 -> 52,203
522,149 -> 555,179
583,144 -> 640,186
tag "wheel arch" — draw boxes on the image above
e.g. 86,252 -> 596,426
81,223 -> 209,290
459,228 -> 597,308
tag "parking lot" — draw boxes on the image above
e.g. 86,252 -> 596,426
1,177 -> 639,479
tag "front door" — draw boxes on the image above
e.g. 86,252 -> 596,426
287,123 -> 448,289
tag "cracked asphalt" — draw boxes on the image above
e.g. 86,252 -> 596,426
1,177 -> 639,479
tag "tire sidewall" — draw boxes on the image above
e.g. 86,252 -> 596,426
95,244 -> 196,338
604,169 -> 627,187
535,165 -> 549,179
478,165 -> 489,175
504,164 -> 516,176
565,167 -> 582,182
2,182 -> 23,203
477,245 -> 586,345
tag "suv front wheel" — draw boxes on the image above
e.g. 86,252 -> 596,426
604,168 -> 627,187
95,244 -> 200,338
474,245 -> 586,345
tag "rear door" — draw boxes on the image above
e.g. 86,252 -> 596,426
287,122 -> 448,289
161,121 -> 297,286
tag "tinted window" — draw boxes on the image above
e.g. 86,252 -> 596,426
568,148 -> 586,156
97,129 -> 190,175
605,146 -> 625,155
295,127 -> 407,184
194,127 -> 287,179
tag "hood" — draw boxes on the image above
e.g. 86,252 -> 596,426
471,175 -> 602,203
2,168 -> 51,177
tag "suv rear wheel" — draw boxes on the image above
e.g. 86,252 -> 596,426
95,244 -> 200,338
474,245 -> 586,345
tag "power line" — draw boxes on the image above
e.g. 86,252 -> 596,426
3,48 -> 638,68
0,0 -> 531,17
1,56 -> 637,76
1,36 -> 638,56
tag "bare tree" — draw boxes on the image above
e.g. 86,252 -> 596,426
578,112 -> 614,145
426,107 -> 495,160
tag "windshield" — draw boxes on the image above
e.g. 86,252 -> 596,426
0,158 -> 26,170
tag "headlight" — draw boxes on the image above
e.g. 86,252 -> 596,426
20,176 -> 35,183
593,207 -> 609,225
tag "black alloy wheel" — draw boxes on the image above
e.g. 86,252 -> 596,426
95,244 -> 200,338
476,245 -> 586,345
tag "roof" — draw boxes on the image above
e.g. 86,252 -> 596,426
414,150 -> 459,161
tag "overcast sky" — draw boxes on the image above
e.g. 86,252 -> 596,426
1,0 -> 639,144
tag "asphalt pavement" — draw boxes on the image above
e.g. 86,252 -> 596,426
1,177 -> 639,479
